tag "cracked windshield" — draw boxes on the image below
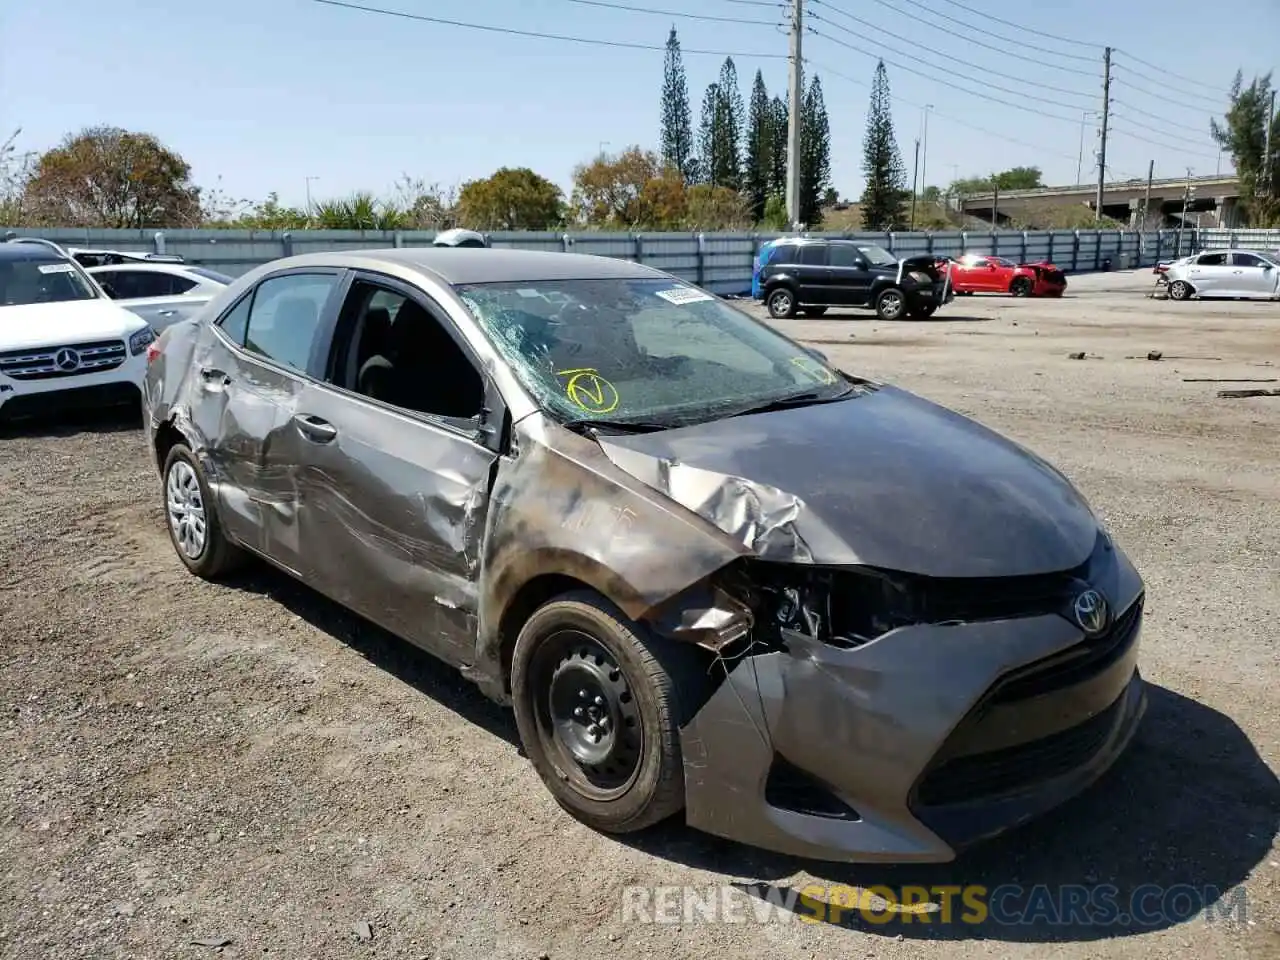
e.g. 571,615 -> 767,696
456,277 -> 850,425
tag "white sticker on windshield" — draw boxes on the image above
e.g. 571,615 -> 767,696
37,263 -> 75,274
654,286 -> 714,305
516,288 -> 541,298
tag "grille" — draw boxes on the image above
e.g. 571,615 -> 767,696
915,695 -> 1123,807
0,339 -> 127,381
988,596 -> 1143,705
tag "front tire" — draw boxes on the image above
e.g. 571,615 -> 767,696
1010,277 -> 1033,297
1168,280 -> 1193,301
767,287 -> 798,319
874,287 -> 907,321
161,442 -> 244,579
511,590 -> 701,834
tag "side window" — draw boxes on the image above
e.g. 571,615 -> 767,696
970,258 -> 990,268
242,273 -> 339,373
216,293 -> 253,346
827,245 -> 862,268
768,242 -> 797,266
1232,253 -> 1264,268
167,273 -> 198,294
1198,252 -> 1227,266
798,244 -> 827,266
335,279 -> 483,421
94,270 -> 124,297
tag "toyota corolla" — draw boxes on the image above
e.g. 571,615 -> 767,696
143,247 -> 1146,862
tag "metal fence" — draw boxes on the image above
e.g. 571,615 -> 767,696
7,224 -> 1280,295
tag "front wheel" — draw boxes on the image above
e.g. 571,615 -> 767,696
510,591 -> 702,833
766,287 -> 798,319
1010,277 -> 1033,297
1168,280 -> 1193,301
874,287 -> 907,321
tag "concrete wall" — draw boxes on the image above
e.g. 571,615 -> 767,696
8,225 -> 1277,294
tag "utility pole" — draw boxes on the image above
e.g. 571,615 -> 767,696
785,0 -> 804,230
304,176 -> 319,216
1262,90 -> 1276,197
1095,46 -> 1111,222
1176,168 -> 1192,256
1141,160 -> 1154,229
920,104 -> 933,201
910,138 -> 920,229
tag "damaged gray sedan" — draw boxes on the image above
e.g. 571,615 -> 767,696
143,247 -> 1147,863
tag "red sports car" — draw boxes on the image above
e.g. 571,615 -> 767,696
938,254 -> 1067,297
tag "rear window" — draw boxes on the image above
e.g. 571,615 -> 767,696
798,245 -> 826,266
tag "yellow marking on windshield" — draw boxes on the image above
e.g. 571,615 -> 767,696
790,356 -> 837,385
556,368 -> 620,414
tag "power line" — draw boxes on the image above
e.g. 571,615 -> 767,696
1113,48 -> 1224,96
856,0 -> 1099,77
309,0 -> 788,57
1110,59 -> 1224,110
809,58 -> 1079,164
924,0 -> 1099,48
1110,101 -> 1220,149
1109,124 -> 1220,162
858,0 -> 1098,64
810,2 -> 1093,101
809,27 -> 1080,123
561,0 -> 779,27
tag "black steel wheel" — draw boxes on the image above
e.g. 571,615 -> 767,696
511,590 -> 703,833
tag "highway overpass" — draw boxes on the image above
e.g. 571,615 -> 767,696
959,175 -> 1241,228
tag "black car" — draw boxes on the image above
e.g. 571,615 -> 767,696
753,237 -> 953,321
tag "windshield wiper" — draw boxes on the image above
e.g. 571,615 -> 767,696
720,385 -> 857,420
559,417 -> 676,435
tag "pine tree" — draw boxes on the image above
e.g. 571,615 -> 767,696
799,75 -> 832,228
744,70 -> 772,223
699,77 -> 740,190
659,27 -> 694,179
860,61 -> 907,230
698,82 -> 721,187
768,95 -> 789,205
717,58 -> 745,191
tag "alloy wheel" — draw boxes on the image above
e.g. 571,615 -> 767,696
166,460 -> 207,559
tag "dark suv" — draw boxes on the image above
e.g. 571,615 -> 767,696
754,237 -> 952,321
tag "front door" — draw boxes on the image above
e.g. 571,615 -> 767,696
1230,252 -> 1279,297
192,268 -> 347,573
294,272 -> 502,667
825,243 -> 873,304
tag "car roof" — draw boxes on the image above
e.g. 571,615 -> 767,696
0,242 -> 68,262
261,247 -> 670,285
85,262 -> 190,273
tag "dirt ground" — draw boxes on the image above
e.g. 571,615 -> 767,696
2,271 -> 1278,959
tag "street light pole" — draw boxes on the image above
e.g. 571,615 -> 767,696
919,104 -> 933,201
910,138 -> 920,229
305,176 -> 319,216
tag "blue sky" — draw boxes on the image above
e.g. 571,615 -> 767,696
2,0 -> 1275,210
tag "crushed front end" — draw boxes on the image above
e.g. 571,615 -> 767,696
672,531 -> 1146,862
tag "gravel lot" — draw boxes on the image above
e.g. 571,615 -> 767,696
2,270 -> 1278,959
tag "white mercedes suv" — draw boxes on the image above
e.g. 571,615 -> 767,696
0,240 -> 155,420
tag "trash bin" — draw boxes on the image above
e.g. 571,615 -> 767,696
1117,252 -> 1131,270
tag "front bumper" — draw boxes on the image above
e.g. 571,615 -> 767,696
0,350 -> 146,420
678,547 -> 1146,863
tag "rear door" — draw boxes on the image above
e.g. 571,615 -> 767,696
1186,251 -> 1230,294
291,270 -> 504,666
97,268 -> 205,332
825,243 -> 873,304
793,242 -> 829,303
192,268 -> 348,573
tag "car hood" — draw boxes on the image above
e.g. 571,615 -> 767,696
0,298 -> 146,350
595,384 -> 1100,578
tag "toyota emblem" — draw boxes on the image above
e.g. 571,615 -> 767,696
1072,589 -> 1109,636
54,348 -> 81,371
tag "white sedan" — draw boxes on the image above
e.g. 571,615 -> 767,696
1165,249 -> 1280,301
87,263 -> 233,332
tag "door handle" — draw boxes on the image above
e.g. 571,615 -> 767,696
293,414 -> 337,443
158,309 -> 178,317
199,367 -> 230,387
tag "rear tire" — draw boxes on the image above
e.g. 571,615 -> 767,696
161,443 -> 245,579
510,590 -> 704,834
874,287 -> 907,321
1168,280 -> 1192,301
1010,277 -> 1033,297
767,287 -> 798,319
909,302 -> 938,320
